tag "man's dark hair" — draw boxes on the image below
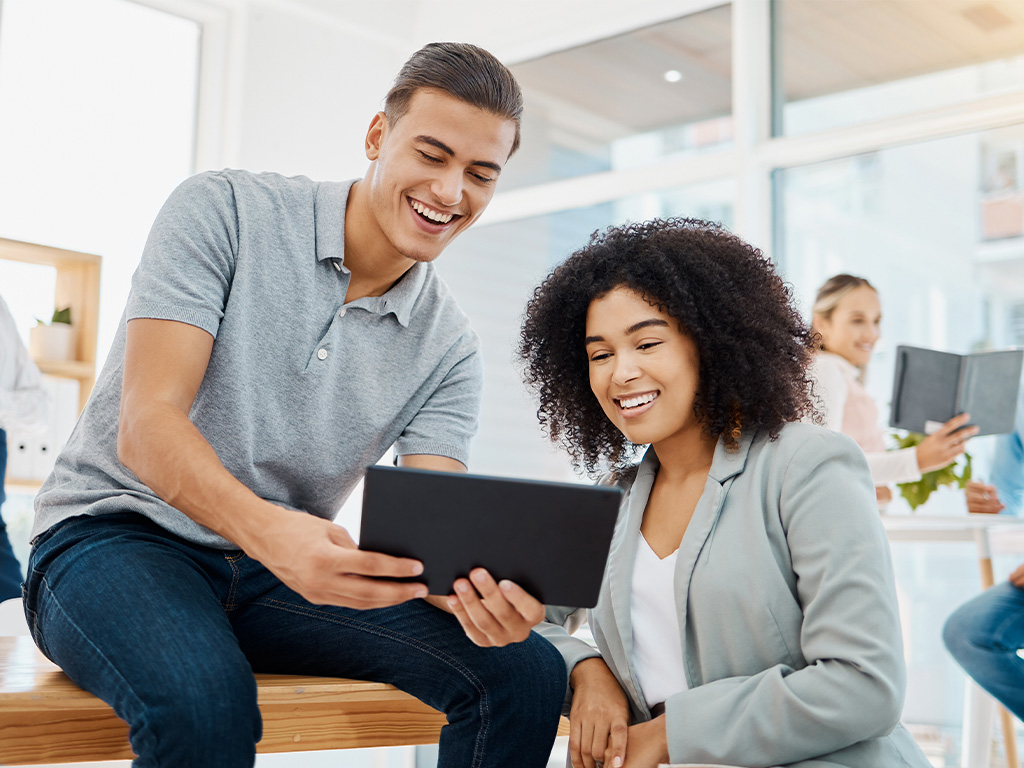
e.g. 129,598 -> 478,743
385,42 -> 523,156
519,218 -> 819,475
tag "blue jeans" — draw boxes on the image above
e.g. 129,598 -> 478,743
0,428 -> 25,601
943,581 -> 1024,720
25,512 -> 567,767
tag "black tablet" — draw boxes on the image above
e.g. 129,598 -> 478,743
359,465 -> 623,608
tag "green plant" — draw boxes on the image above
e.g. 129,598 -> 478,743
35,306 -> 72,325
892,431 -> 972,510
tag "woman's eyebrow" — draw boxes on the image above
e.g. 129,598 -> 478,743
584,318 -> 669,345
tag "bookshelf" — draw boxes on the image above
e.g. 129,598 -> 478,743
2,237 -> 101,488
0,237 -> 101,412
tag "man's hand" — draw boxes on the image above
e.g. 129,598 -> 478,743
621,716 -> 669,768
567,657 -> 630,768
239,507 -> 429,609
445,568 -> 546,646
1010,562 -> 1024,589
965,481 -> 1006,515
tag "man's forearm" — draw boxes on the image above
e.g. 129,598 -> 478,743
116,400 -> 282,552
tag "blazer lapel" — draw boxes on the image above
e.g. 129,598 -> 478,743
602,448 -> 658,712
673,432 -> 754,687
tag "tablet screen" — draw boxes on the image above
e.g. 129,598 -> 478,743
359,465 -> 622,608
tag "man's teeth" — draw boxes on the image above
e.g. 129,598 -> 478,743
411,200 -> 454,223
620,393 -> 657,409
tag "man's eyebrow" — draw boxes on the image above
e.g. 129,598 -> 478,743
584,318 -> 669,345
415,135 -> 503,174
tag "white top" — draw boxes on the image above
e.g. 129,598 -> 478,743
0,295 -> 48,433
808,353 -> 920,486
630,533 -> 688,709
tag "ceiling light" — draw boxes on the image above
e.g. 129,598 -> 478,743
663,69 -> 683,83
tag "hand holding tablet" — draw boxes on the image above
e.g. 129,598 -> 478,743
359,465 -> 622,608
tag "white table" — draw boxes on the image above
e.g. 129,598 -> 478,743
881,513 -> 1024,768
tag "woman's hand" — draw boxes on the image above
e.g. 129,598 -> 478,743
445,568 -> 546,647
915,413 -> 977,474
621,715 -> 669,768
568,657 -> 630,768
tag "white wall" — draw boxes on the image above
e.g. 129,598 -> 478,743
221,3 -> 406,178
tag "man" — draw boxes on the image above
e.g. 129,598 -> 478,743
0,293 -> 48,600
24,43 -> 566,766
942,384 -> 1024,722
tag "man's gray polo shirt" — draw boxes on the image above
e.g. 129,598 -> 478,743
32,170 -> 482,548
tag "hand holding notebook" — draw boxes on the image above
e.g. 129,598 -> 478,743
889,345 -> 1023,436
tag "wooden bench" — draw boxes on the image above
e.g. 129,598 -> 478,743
0,635 -> 568,764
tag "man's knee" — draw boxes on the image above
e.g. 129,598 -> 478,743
131,663 -> 262,764
491,631 -> 567,712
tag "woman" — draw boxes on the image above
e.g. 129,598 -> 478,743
809,274 -> 973,505
520,219 -> 930,768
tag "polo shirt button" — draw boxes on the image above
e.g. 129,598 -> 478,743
317,348 -> 328,360
338,308 -> 347,318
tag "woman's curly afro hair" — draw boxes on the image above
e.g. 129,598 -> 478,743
519,217 -> 818,476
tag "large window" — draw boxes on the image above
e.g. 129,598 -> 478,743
776,122 -> 1024,746
0,0 -> 200,361
501,5 -> 733,191
0,0 -> 199,572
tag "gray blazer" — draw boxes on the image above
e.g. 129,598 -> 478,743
540,423 -> 930,768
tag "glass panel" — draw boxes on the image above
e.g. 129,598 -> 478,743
503,5 -> 733,191
774,0 -> 1024,136
778,124 -> 1024,742
436,180 -> 735,482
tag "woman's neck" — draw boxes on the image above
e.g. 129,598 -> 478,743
651,428 -> 718,484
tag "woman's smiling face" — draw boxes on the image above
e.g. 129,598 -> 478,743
584,286 -> 703,449
814,284 -> 882,368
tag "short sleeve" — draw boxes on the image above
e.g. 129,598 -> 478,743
126,171 -> 240,337
392,337 -> 483,466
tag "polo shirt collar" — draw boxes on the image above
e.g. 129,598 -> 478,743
314,179 -> 425,328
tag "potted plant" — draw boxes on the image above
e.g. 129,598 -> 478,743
28,306 -> 76,362
892,431 -> 972,510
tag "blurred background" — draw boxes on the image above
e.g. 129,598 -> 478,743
1,0 -> 1024,765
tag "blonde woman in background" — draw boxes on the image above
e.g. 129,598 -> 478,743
809,274 -> 974,506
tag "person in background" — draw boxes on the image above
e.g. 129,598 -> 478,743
520,219 -> 930,768
809,274 -> 975,506
963,382 -> 1024,516
0,293 -> 48,601
942,384 -> 1024,722
942,561 -> 1024,722
24,43 -> 566,767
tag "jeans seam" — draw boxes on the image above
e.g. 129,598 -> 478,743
223,553 -> 242,611
254,596 -> 490,767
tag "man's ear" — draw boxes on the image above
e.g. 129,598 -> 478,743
365,111 -> 387,161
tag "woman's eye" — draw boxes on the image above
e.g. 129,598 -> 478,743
589,352 -> 611,362
638,342 -> 662,351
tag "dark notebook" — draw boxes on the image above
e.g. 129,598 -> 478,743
889,345 -> 1023,436
359,465 -> 622,608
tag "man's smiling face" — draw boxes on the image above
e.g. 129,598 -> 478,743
364,87 -> 518,265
